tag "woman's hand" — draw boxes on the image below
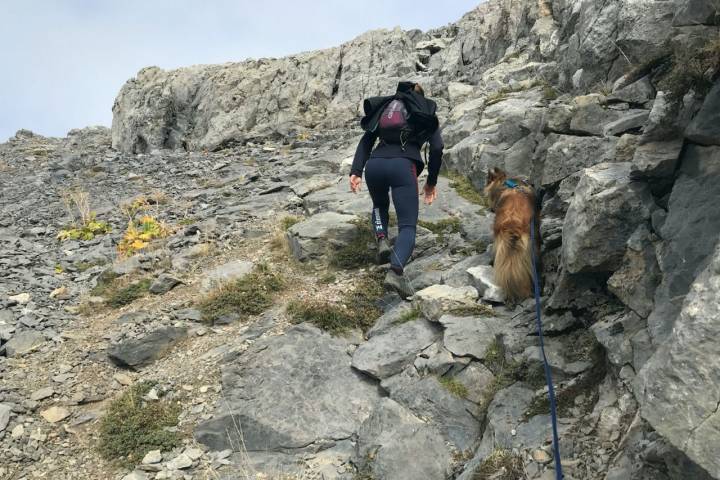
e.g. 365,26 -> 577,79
423,183 -> 437,205
350,174 -> 362,193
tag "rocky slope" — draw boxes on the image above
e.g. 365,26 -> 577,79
2,0 -> 720,479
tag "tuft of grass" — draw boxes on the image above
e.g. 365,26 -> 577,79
479,337 -> 545,412
329,219 -> 376,269
97,381 -> 181,467
280,215 -> 303,230
418,217 -> 461,235
287,271 -> 384,334
287,301 -> 357,334
105,278 -> 152,308
76,259 -> 108,272
485,92 -> 509,106
542,85 -> 559,101
439,376 -> 469,399
472,449 -> 527,480
485,79 -> 551,106
592,80 -> 614,96
394,306 -> 421,324
445,172 -> 490,207
659,36 -> 720,100
90,269 -> 121,296
319,272 -> 337,284
563,328 -> 599,363
198,265 -> 284,324
57,188 -> 110,241
524,363 -> 605,419
448,302 -> 495,317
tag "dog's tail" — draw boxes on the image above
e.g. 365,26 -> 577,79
494,228 -> 533,303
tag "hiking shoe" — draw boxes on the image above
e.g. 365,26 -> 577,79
377,237 -> 392,265
384,269 -> 414,300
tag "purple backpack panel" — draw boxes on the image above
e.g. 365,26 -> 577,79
378,100 -> 408,130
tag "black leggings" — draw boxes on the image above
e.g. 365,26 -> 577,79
364,156 -> 419,271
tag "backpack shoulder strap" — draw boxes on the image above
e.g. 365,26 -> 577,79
360,95 -> 395,131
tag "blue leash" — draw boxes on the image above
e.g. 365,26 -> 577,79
530,215 -> 564,480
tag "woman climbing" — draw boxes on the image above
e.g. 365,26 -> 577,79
349,81 -> 444,298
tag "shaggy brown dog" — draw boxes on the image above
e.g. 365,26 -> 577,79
484,167 -> 541,304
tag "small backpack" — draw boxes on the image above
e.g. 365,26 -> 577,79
361,81 -> 439,150
376,99 -> 412,144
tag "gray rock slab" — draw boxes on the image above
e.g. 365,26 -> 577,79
636,243 -> 720,478
200,260 -> 254,293
195,324 -> 380,451
149,273 -> 182,295
602,110 -> 649,136
686,80 -> 720,146
610,76 -> 655,105
439,314 -> 506,360
466,265 -> 505,302
630,138 -> 684,179
108,327 -> 188,370
356,398 -> 453,480
286,211 -> 357,261
381,370 -> 481,451
0,404 -> 11,432
673,0 -> 719,26
541,134 -> 619,186
413,285 -> 479,322
607,225 -> 661,318
591,311 -> 647,367
351,319 -> 440,380
647,145 -> 720,343
454,362 -> 495,405
478,383 -> 535,451
366,302 -> 417,338
562,162 -> 654,274
570,101 -> 623,136
4,330 -> 46,357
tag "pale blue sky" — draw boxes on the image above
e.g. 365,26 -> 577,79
0,1 -> 482,142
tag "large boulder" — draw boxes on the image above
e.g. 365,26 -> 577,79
200,260 -> 254,293
439,314 -> 507,361
647,145 -> 720,343
286,211 -> 358,261
195,324 -> 380,451
540,134 -> 619,187
108,327 -> 188,370
111,28 -> 416,152
635,243 -> 720,479
351,319 -> 441,380
356,398 -> 453,480
630,138 -> 684,180
607,225 -> 661,318
380,370 -> 481,452
4,330 -> 45,358
413,284 -> 479,321
672,0 -> 719,26
686,81 -> 720,146
562,162 -> 654,274
591,311 -> 647,368
569,98 -> 623,135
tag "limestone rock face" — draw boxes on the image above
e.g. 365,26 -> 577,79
647,145 -> 720,344
636,243 -> 720,479
195,324 -> 380,452
562,162 -> 654,274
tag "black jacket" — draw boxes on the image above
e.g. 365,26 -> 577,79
350,128 -> 444,186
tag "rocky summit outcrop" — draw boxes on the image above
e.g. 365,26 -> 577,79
3,0 -> 720,479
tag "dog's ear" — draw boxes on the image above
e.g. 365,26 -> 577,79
487,166 -> 506,184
